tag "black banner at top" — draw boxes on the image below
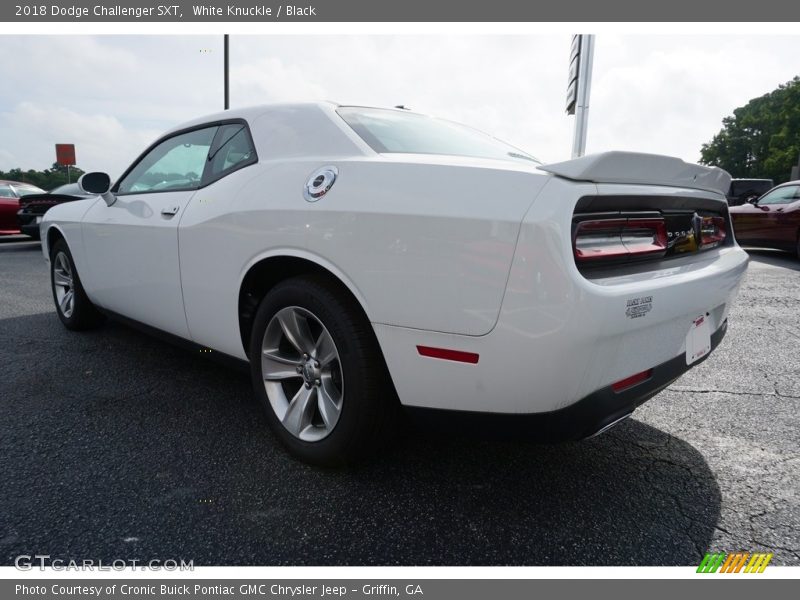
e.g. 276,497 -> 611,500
4,0 -> 800,22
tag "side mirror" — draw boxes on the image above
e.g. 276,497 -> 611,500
78,172 -> 116,206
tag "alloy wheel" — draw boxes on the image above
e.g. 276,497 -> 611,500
260,306 -> 344,442
53,251 -> 75,318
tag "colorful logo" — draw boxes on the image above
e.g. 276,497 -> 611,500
697,552 -> 773,573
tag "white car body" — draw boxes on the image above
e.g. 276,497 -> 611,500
41,102 -> 748,443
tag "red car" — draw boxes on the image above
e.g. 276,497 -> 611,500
0,180 -> 46,235
729,180 -> 800,257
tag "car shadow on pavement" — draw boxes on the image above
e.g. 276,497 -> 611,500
743,248 -> 800,271
0,312 -> 721,567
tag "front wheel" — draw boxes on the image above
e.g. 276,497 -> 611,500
50,238 -> 105,330
249,275 -> 398,466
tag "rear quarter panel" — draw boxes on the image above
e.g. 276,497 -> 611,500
303,158 -> 549,335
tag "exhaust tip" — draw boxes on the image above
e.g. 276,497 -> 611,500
586,412 -> 633,439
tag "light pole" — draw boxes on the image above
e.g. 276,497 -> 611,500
566,34 -> 595,159
224,34 -> 229,110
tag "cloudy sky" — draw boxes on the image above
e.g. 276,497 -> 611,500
1,34 -> 799,178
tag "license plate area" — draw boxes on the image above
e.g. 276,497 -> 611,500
685,314 -> 711,365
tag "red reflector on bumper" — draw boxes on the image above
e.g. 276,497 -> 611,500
611,369 -> 653,393
416,345 -> 479,364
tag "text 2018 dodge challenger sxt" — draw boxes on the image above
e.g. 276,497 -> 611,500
40,102 -> 748,465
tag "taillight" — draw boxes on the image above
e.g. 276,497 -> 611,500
701,216 -> 726,247
574,218 -> 667,262
611,369 -> 653,393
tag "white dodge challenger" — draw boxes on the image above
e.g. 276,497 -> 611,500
41,102 -> 748,464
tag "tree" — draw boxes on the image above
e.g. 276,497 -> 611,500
700,76 -> 800,184
0,163 -> 85,191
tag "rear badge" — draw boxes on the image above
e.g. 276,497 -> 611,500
625,296 -> 652,319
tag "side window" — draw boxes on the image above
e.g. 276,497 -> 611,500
117,127 -> 217,194
759,185 -> 799,205
205,123 -> 257,183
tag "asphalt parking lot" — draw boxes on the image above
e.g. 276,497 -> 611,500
1,235 -> 798,566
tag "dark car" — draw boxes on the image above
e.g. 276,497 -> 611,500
729,180 -> 800,256
16,182 -> 91,239
0,180 -> 46,235
726,178 -> 774,206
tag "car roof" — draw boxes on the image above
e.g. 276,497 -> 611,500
162,101 -> 342,135
155,101 -> 375,162
0,179 -> 42,187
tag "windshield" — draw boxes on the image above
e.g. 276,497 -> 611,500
337,107 -> 539,164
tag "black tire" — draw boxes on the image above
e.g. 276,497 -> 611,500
49,238 -> 105,330
249,275 -> 398,466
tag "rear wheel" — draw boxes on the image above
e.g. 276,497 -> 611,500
249,275 -> 398,465
50,238 -> 105,330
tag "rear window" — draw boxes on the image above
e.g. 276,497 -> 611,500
730,180 -> 773,197
13,185 -> 44,197
337,107 -> 539,164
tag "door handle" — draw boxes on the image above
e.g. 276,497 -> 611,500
161,206 -> 180,216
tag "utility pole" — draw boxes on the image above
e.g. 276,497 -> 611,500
791,151 -> 800,181
224,34 -> 230,110
566,34 -> 595,159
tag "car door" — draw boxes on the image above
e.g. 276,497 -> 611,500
752,184 -> 799,248
177,121 -> 259,356
0,183 -> 19,232
730,201 -> 760,243
81,125 -> 218,338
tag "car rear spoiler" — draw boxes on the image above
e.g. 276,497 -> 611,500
538,151 -> 731,195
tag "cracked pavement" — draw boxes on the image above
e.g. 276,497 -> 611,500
0,238 -> 798,565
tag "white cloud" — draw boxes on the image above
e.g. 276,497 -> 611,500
0,102 -> 160,178
589,35 -> 800,162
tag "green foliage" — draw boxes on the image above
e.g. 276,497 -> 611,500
0,163 -> 86,191
700,77 -> 800,184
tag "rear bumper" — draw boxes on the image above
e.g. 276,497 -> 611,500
408,319 -> 727,441
17,211 -> 41,237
